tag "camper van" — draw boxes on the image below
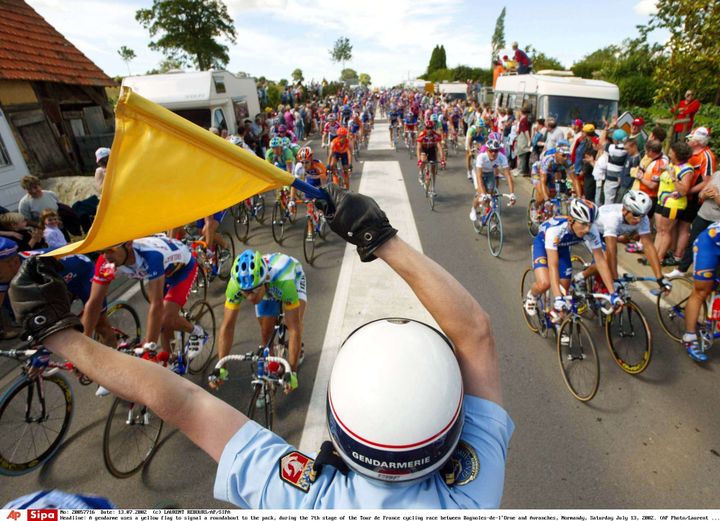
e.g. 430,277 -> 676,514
0,108 -> 29,210
493,71 -> 619,127
122,70 -> 261,134
438,82 -> 469,102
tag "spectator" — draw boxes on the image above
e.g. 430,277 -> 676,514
632,139 -> 666,218
530,118 -> 547,163
511,42 -> 532,74
543,117 -> 564,153
94,147 -> 110,197
515,106 -> 532,176
671,90 -> 701,142
0,212 -> 46,251
649,125 -> 667,145
654,141 -> 694,267
293,105 -> 304,141
39,209 -> 67,250
617,137 -> 641,203
630,117 -> 647,152
0,237 -> 21,339
592,142 -> 609,206
18,176 -> 84,237
603,129 -> 629,205
568,118 -> 583,142
492,59 -> 505,89
582,136 -> 600,202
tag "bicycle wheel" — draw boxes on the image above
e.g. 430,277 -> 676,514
557,317 -> 599,402
271,201 -> 286,244
527,198 -> 540,237
190,267 -> 208,302
318,215 -> 329,240
429,170 -> 437,210
105,301 -> 142,344
187,300 -> 217,374
423,165 -> 430,198
605,301 -> 652,374
217,232 -> 235,281
103,398 -> 163,478
254,195 -> 266,224
656,276 -> 694,342
140,279 -> 149,303
303,216 -> 316,265
229,203 -> 240,220
234,204 -> 250,243
287,199 -> 298,224
247,383 -> 274,431
487,210 -> 503,257
521,268 -> 541,334
0,373 -> 73,476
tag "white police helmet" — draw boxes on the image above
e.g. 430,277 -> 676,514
327,318 -> 464,483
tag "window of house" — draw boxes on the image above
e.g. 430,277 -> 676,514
0,134 -> 11,168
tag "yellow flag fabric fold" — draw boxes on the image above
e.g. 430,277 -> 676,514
48,87 -> 294,256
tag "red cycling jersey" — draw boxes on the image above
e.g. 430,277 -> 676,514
417,129 -> 442,148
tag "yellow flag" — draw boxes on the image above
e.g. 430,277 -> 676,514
48,87 -> 294,256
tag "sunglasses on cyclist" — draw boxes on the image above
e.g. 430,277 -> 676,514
240,285 -> 262,295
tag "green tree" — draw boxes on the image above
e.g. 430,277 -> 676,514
145,56 -> 185,74
329,37 -> 353,70
291,68 -> 304,83
266,82 -> 281,109
490,7 -> 506,67
278,78 -> 289,87
340,68 -> 359,83
426,44 -> 449,76
640,0 -> 720,106
135,0 -> 237,71
359,73 -> 372,86
525,44 -> 564,71
117,45 -> 136,75
571,46 -> 618,79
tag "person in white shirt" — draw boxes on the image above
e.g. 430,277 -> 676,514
40,210 -> 67,250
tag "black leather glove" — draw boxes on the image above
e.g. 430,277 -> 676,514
319,184 -> 398,262
9,256 -> 83,343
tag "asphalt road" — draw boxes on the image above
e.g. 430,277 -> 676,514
1,122 -> 719,509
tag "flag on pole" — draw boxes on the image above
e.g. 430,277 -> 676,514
48,87 -> 294,257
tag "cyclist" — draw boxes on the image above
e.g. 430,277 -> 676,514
465,122 -> 487,180
529,140 -> 576,223
322,113 -> 340,151
679,222 -> 720,362
293,146 -> 327,191
524,199 -> 622,321
196,211 -> 229,276
416,118 -> 446,186
83,236 -> 206,362
10,184 -> 512,508
469,139 -> 516,223
265,137 -> 293,174
403,109 -> 419,147
348,111 -> 363,153
216,249 -> 306,392
388,104 -> 401,145
329,127 -> 352,189
575,191 -> 670,288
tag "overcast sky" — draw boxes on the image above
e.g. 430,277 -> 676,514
26,0 -> 660,86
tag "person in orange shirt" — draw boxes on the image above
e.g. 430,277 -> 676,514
492,59 -> 505,89
329,127 -> 353,189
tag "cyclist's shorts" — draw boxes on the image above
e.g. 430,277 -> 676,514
442,122 -> 449,132
532,236 -> 572,279
350,125 -> 360,134
473,170 -> 496,193
404,124 -> 417,131
254,269 -> 307,317
195,210 -> 228,229
693,230 -> 720,281
303,176 -> 322,200
420,146 -> 438,163
163,260 -> 198,307
333,152 -> 350,166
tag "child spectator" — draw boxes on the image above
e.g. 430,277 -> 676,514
40,209 -> 67,250
0,212 -> 46,251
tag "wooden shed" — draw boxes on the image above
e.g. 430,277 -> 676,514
0,0 -> 117,177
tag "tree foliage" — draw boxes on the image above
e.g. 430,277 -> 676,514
359,73 -> 372,86
291,68 -> 304,83
490,7 -> 506,67
135,0 -> 236,71
340,68 -> 359,83
145,56 -> 185,75
117,45 -> 136,75
426,45 -> 447,76
525,44 -> 564,72
329,37 -> 353,69
640,0 -> 720,106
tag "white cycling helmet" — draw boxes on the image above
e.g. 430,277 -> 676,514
622,190 -> 653,216
568,198 -> 597,224
327,318 -> 464,483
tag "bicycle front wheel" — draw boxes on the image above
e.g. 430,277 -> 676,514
217,232 -> 235,282
429,170 -> 437,210
303,216 -> 316,265
271,201 -> 286,244
187,300 -> 217,374
527,197 -> 540,237
557,318 -> 599,402
0,373 -> 73,476
254,195 -> 266,224
247,383 -> 274,431
605,301 -> 652,374
103,398 -> 163,478
190,267 -> 208,302
656,276 -> 694,342
487,210 -> 503,257
234,204 -> 250,243
520,268 -> 541,334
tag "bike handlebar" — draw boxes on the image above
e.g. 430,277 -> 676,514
209,353 -> 292,382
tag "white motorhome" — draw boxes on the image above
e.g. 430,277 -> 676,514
0,108 -> 29,210
122,70 -> 261,134
493,71 -> 619,127
438,82 -> 469,102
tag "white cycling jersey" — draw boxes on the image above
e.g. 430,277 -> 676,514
475,151 -> 508,173
595,204 -> 651,238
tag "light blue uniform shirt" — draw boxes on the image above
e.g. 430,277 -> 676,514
214,396 -> 514,509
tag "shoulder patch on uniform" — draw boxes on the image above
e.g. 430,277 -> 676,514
450,441 -> 480,486
279,451 -> 315,493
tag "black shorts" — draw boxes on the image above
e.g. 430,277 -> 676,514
420,146 -> 438,163
655,203 -> 687,221
681,198 -> 700,223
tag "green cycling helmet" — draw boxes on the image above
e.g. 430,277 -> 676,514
270,137 -> 282,148
232,249 -> 267,290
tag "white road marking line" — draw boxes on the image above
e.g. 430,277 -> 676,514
299,123 -> 435,452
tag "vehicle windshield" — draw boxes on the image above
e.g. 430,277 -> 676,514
540,95 -> 618,128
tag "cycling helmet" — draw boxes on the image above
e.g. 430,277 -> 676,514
622,190 -> 653,216
269,137 -> 282,148
612,129 -> 628,142
232,249 -> 267,291
568,198 -> 597,224
327,318 -> 464,483
430,114 -> 439,122
486,139 -> 501,151
337,127 -> 348,137
297,146 -> 313,162
278,124 -> 288,133
327,114 -> 336,121
281,136 -> 291,147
